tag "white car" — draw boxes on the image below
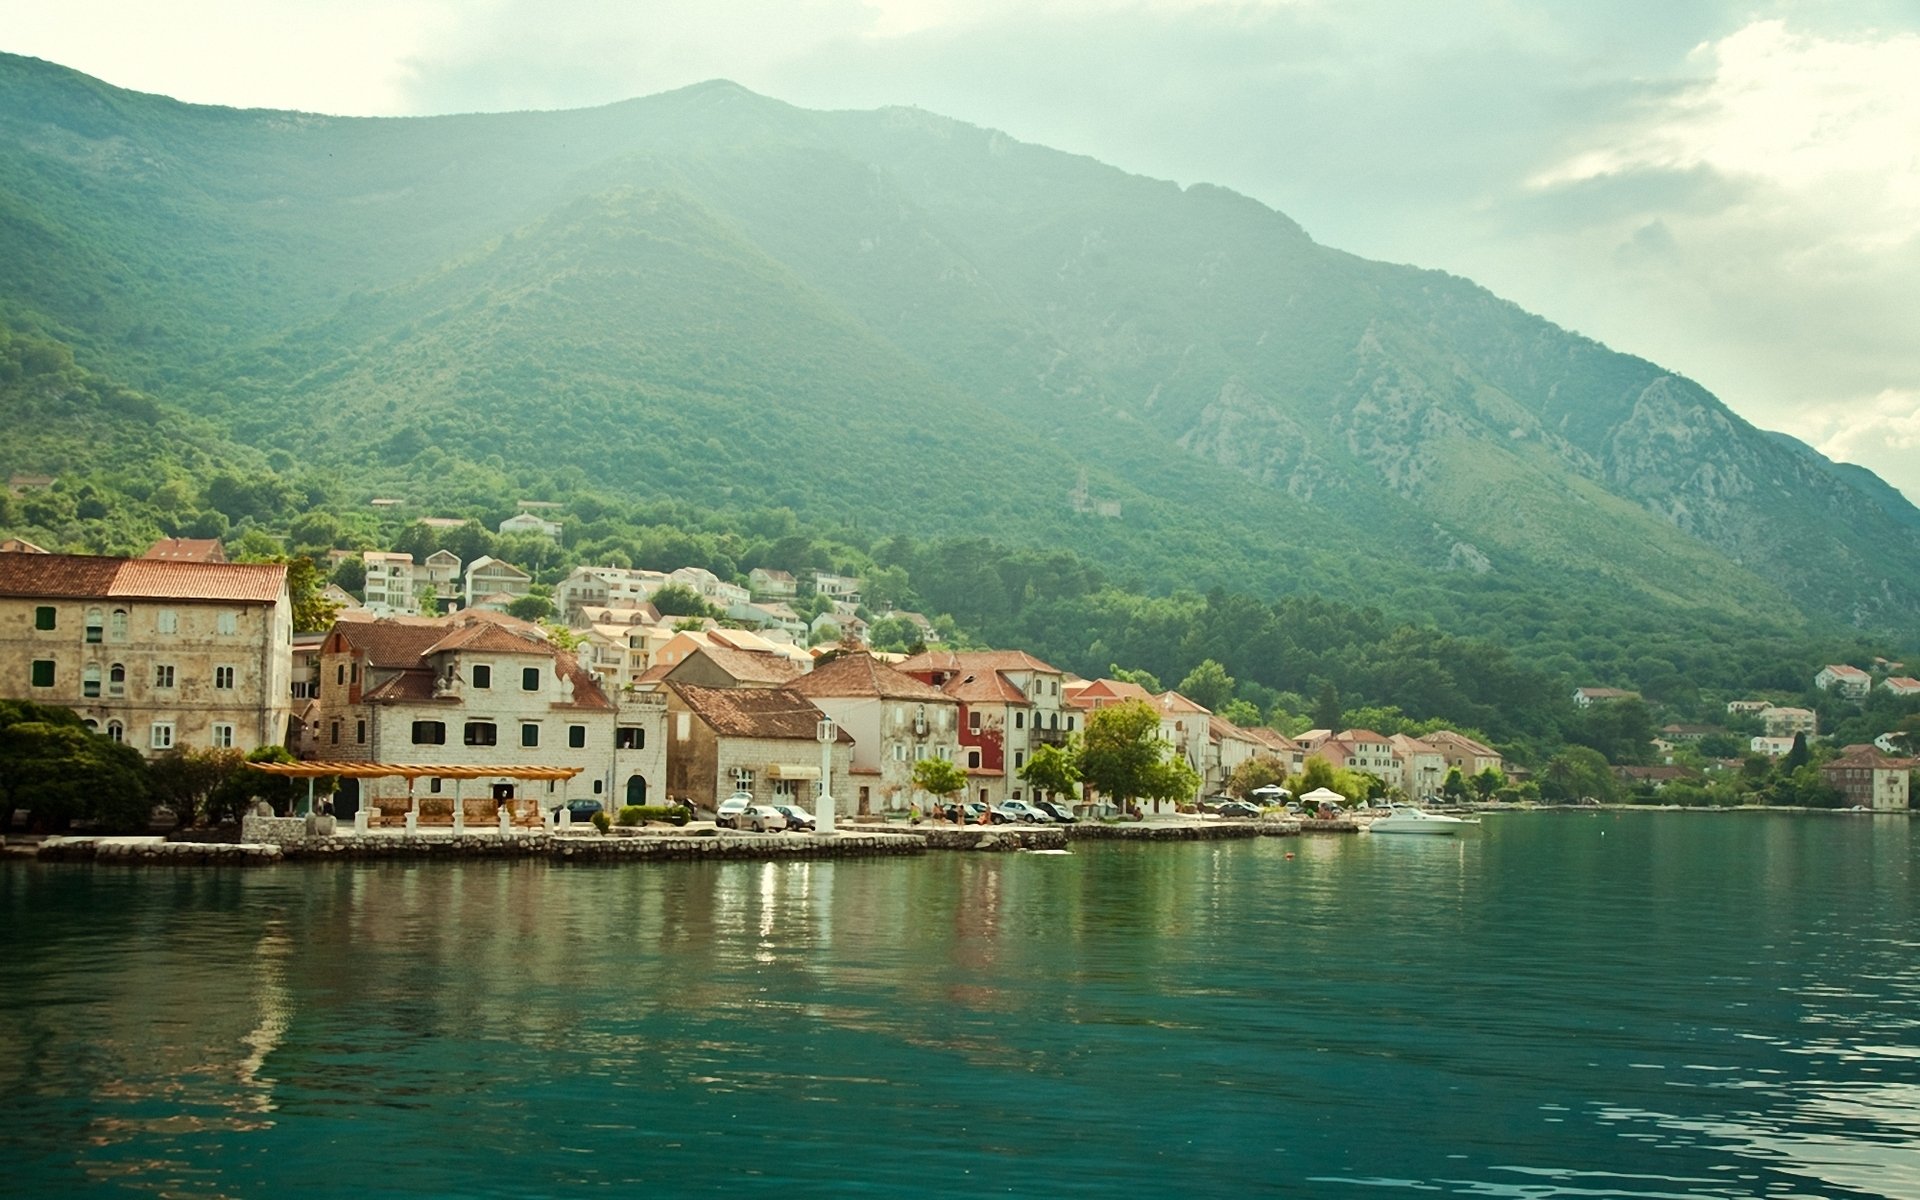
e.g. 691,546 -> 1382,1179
715,793 -> 754,828
993,799 -> 1053,823
740,805 -> 789,833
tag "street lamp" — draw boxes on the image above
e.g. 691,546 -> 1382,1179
816,717 -> 836,835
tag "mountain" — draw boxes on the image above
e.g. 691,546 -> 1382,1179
2,53 -> 1917,651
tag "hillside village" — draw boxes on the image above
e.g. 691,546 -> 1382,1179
4,530 -> 1916,830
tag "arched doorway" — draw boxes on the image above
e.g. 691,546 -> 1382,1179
625,774 -> 647,806
336,777 -> 360,819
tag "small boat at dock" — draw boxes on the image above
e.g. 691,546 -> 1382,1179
1368,806 -> 1479,836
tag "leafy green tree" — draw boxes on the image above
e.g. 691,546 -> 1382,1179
911,756 -> 967,810
1783,732 -> 1810,771
332,556 -> 367,595
209,746 -> 336,820
147,746 -> 249,828
507,594 -> 554,622
1311,682 -> 1343,731
1218,698 -> 1262,727
1538,747 -> 1619,804
0,701 -> 150,831
650,583 -> 712,617
1109,664 -> 1162,693
1226,755 -> 1288,799
1019,741 -> 1081,801
1175,659 -> 1235,713
1142,753 -> 1203,809
1080,699 -> 1185,807
1294,755 -> 1339,796
1440,766 -> 1468,801
866,615 -> 922,653
1470,767 -> 1506,800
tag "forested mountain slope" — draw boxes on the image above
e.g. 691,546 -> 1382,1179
2,53 -> 1916,644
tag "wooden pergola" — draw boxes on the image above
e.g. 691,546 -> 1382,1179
249,761 -> 586,829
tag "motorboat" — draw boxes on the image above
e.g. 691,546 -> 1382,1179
1368,806 -> 1479,836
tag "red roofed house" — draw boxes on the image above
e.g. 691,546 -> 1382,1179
897,649 -> 1077,807
1155,691 -> 1212,805
663,682 -> 852,813
0,551 -> 293,756
1815,664 -> 1872,700
790,651 -> 960,814
314,610 -> 643,824
1880,677 -> 1920,698
1820,745 -> 1915,810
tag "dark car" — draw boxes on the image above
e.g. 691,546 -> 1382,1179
1213,800 -> 1261,819
1034,799 -> 1078,823
942,800 -> 992,824
551,798 -> 603,824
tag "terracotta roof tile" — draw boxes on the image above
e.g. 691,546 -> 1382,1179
674,643 -> 806,686
941,671 -> 1031,705
0,552 -> 285,603
141,537 -> 227,562
791,652 -> 952,701
896,649 -> 1062,675
667,684 -> 849,741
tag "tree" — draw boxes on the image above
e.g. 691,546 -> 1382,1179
911,756 -> 967,812
1440,766 -> 1468,801
650,584 -> 712,618
1470,767 -> 1506,800
147,746 -> 249,828
1784,732 -> 1810,771
1079,699 -> 1194,809
1311,681 -> 1343,731
1219,698 -> 1262,728
1019,741 -> 1081,801
0,701 -> 149,831
507,594 -> 554,622
1176,659 -> 1235,713
1109,664 -> 1162,692
1226,755 -> 1288,799
209,746 -> 335,819
1538,746 -> 1619,804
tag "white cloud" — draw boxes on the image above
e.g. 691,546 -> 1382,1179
1533,20 -> 1920,251
1793,389 -> 1920,498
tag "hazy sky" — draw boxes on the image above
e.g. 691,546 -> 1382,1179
8,0 -> 1919,499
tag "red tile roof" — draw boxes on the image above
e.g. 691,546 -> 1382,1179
667,684 -> 849,741
673,643 -> 806,686
0,552 -> 285,603
791,652 -> 951,701
895,649 -> 1063,675
942,670 -> 1031,705
1157,690 -> 1212,715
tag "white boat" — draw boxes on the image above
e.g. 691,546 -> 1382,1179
1368,806 -> 1479,836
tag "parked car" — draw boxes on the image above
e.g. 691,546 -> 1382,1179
1213,800 -> 1261,819
740,805 -> 789,833
770,804 -> 816,831
1249,785 -> 1290,804
715,793 -> 754,829
551,798 -> 604,824
993,799 -> 1053,823
941,800 -> 992,824
1034,799 -> 1078,824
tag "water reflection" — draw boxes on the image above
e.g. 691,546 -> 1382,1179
1,814 -> 1916,1198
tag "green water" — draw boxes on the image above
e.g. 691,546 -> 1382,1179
4,812 -> 1918,1198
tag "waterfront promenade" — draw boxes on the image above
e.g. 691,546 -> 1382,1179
6,812 -> 1312,866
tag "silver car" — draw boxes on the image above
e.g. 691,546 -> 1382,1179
740,804 -> 789,833
715,792 -> 754,829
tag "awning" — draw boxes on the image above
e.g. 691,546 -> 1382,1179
766,763 -> 821,781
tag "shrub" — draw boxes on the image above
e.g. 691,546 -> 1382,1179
590,810 -> 611,834
617,804 -> 688,827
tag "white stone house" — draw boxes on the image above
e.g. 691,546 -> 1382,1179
790,651 -> 961,815
313,611 -> 619,821
1815,664 -> 1872,699
499,512 -> 562,539
361,551 -> 419,616
464,556 -> 532,608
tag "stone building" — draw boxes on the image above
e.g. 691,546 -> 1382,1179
0,552 -> 293,754
790,651 -> 960,814
312,611 -> 625,821
663,683 -> 852,815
